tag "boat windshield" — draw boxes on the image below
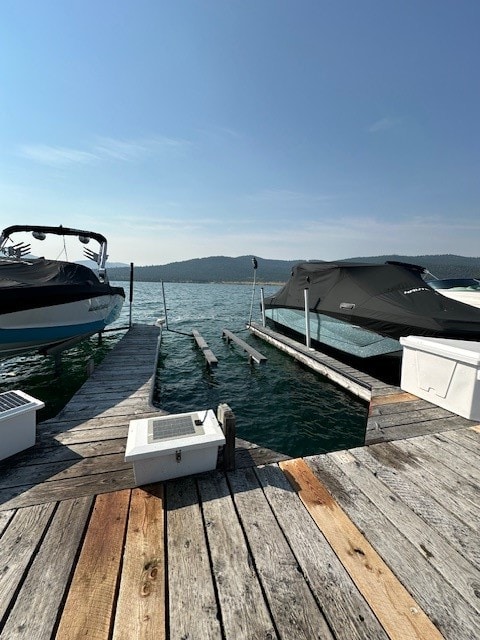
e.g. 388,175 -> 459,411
428,278 -> 480,291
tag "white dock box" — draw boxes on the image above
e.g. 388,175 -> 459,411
125,409 -> 226,485
0,390 -> 45,460
400,336 -> 480,420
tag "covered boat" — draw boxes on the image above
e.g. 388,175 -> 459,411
263,261 -> 480,358
0,225 -> 125,357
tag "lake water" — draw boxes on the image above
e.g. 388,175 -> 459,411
0,280 -> 368,457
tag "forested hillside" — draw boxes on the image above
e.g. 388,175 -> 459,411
108,254 -> 480,283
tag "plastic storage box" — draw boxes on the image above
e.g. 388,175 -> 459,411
0,390 -> 45,460
400,336 -> 480,420
125,409 -> 226,485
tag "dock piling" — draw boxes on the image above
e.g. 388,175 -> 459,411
217,403 -> 236,470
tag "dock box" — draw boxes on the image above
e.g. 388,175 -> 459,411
125,409 -> 226,485
0,390 -> 45,460
400,336 -> 480,420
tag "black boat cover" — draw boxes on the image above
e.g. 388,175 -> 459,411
0,258 -> 125,316
264,261 -> 480,341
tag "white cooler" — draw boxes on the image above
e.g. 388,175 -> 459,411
0,390 -> 45,460
125,409 -> 226,485
400,336 -> 480,421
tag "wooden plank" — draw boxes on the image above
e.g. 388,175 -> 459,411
113,486 -> 165,640
222,329 -> 267,364
374,439 -> 480,529
248,322 -> 372,400
192,329 -> 218,367
369,398 -> 448,417
365,415 -> 473,444
349,444 -> 479,568
441,427 -> 480,453
326,449 -> 480,615
228,467 -> 334,639
197,471 -> 276,639
279,458 -> 445,640
405,436 -> 480,485
369,392 -> 418,408
1,496 -> 93,640
0,503 -> 55,622
0,450 -> 129,491
55,489 -> 130,640
256,464 -> 389,640
307,452 -> 480,640
412,432 -> 480,479
166,477 -> 222,640
0,468 -> 134,512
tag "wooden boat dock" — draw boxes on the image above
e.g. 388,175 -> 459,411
0,323 -> 479,639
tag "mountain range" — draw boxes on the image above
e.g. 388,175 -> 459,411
106,254 -> 480,284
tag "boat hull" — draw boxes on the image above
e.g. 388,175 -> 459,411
265,308 -> 401,358
0,293 -> 125,357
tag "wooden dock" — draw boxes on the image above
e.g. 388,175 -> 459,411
249,321 -> 478,444
0,323 -> 479,639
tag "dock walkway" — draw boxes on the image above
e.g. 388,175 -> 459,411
0,323 -> 478,639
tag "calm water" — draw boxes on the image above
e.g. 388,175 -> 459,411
0,280 -> 368,457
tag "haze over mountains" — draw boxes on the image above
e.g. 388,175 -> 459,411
107,254 -> 480,283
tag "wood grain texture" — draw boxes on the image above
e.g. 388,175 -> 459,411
1,496 -> 93,640
0,502 -> 55,621
55,490 -> 130,640
229,466 -> 334,640
167,476 -> 222,640
113,486 -> 165,640
256,463 -> 389,640
308,452 -> 480,640
197,471 -> 276,640
279,458 -> 445,640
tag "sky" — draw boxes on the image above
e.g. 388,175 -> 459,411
1,0 -> 479,266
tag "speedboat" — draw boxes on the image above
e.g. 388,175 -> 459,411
427,278 -> 480,309
263,261 -> 480,358
0,225 -> 125,357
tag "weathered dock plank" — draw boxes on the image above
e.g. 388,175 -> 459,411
1,497 -> 93,640
280,458 -> 445,640
228,466 -> 334,640
113,486 -> 165,640
0,503 -> 55,622
350,443 -> 479,568
308,450 -> 480,640
166,477 -> 222,640
197,472 -> 276,639
56,490 -> 130,640
256,464 -> 390,640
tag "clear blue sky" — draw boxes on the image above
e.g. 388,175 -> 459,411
1,0 -> 478,265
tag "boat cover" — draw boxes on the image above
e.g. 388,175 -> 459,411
264,261 -> 480,340
0,258 -> 125,315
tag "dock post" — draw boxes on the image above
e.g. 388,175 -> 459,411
260,287 -> 266,327
217,403 -> 236,471
304,288 -> 311,349
128,262 -> 134,328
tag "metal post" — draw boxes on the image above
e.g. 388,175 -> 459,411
304,288 -> 311,349
161,280 -> 169,330
128,262 -> 134,328
260,287 -> 266,327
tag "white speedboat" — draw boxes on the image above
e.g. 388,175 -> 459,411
427,278 -> 480,309
0,225 -> 125,357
